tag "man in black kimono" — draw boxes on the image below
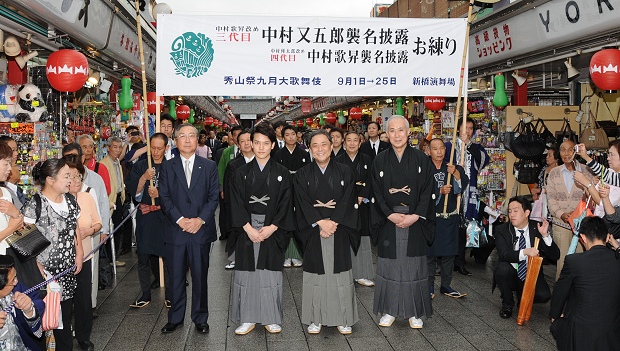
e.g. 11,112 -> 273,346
371,115 -> 435,329
294,130 -> 360,335
330,128 -> 345,158
427,138 -> 468,299
223,129 -> 254,269
276,124 -> 309,267
335,131 -> 375,287
127,133 -> 171,308
228,123 -> 294,335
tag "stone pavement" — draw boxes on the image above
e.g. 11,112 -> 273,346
83,238 -> 559,351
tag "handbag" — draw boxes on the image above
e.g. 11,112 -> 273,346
555,119 -> 579,146
42,277 -> 62,331
511,120 -> 548,160
580,111 -> 609,149
534,119 -> 557,148
514,159 -> 542,184
5,223 -> 50,261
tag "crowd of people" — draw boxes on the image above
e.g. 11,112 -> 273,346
0,114 -> 618,350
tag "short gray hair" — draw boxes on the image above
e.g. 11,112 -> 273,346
107,136 -> 122,146
175,123 -> 198,138
308,129 -> 332,144
387,115 -> 410,130
76,134 -> 95,145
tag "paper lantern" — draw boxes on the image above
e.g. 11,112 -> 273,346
395,97 -> 405,116
325,112 -> 337,125
349,107 -> 362,120
306,117 -> 314,125
176,104 -> 190,120
146,92 -> 164,114
204,116 -> 214,125
301,98 -> 311,113
338,111 -> 347,125
296,119 -> 303,127
590,48 -> 620,92
45,49 -> 89,92
493,74 -> 508,109
119,77 -> 133,111
424,97 -> 445,112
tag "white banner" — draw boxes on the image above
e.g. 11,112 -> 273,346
157,15 -> 467,97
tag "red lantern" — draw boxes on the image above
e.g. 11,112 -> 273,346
101,126 -> 111,140
176,105 -> 190,120
146,92 -> 164,114
424,96 -> 446,111
46,49 -> 89,92
325,112 -> 337,124
301,98 -> 311,113
204,116 -> 214,125
349,107 -> 362,120
297,120 -> 304,127
590,48 -> 620,92
306,117 -> 314,125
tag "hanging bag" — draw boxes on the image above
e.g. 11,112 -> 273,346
42,275 -> 62,331
511,119 -> 548,160
555,119 -> 579,145
580,110 -> 608,150
514,159 -> 542,184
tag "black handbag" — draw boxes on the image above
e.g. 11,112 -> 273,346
534,119 -> 557,147
511,120 -> 547,160
514,159 -> 542,184
555,119 -> 579,145
6,223 -> 50,261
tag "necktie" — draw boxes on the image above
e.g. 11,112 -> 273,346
184,159 -> 192,188
517,229 -> 527,281
372,142 -> 376,154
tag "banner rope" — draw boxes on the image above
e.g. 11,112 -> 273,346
3,205 -> 140,313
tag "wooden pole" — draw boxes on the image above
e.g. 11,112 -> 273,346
443,0 -> 475,214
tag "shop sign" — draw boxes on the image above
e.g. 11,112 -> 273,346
470,0 -> 620,68
157,15 -> 467,97
0,122 -> 34,134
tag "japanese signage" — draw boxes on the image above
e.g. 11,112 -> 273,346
157,15 -> 467,97
470,0 -> 620,68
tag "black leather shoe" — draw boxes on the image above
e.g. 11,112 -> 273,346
499,307 -> 513,319
78,340 -> 95,351
195,323 -> 210,333
161,322 -> 183,334
454,266 -> 472,276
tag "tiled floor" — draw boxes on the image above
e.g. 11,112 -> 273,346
84,237 -> 559,351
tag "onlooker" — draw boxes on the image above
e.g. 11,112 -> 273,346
551,216 -> 620,350
271,121 -> 287,156
23,158 -> 83,350
217,126 -> 243,241
0,255 -> 45,351
360,122 -> 389,161
196,133 -> 212,160
330,128 -> 345,158
206,130 -> 222,152
444,117 -> 489,276
546,140 -> 593,280
67,159 -> 101,351
531,147 -> 560,201
0,136 -> 20,185
493,196 -> 559,319
77,134 -> 111,195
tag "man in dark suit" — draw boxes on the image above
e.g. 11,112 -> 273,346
207,130 -> 222,152
550,216 -> 620,351
158,123 -> 220,334
493,196 -> 560,319
271,120 -> 287,157
359,121 -> 389,161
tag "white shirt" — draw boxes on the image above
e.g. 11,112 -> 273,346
512,225 -> 553,270
369,139 -> 380,154
176,154 -> 196,224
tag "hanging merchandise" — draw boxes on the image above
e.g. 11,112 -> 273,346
0,85 -> 18,122
101,125 -> 111,140
590,48 -> 620,92
45,49 -> 89,92
119,77 -> 133,121
14,83 -> 49,123
423,96 -> 445,112
493,74 -> 508,110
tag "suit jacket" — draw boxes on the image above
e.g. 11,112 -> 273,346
100,155 -> 125,209
159,154 -> 220,245
207,138 -> 222,152
550,245 -> 620,351
495,220 -> 560,265
360,139 -> 389,161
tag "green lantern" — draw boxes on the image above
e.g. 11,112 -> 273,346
189,109 -> 195,124
319,113 -> 325,126
493,74 -> 509,109
169,100 -> 177,119
395,97 -> 404,116
337,111 -> 346,125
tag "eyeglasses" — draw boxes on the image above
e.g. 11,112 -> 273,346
177,133 -> 197,140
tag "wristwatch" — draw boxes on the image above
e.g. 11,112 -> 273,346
587,183 -> 593,189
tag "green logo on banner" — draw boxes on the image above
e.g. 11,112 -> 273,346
170,32 -> 214,78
